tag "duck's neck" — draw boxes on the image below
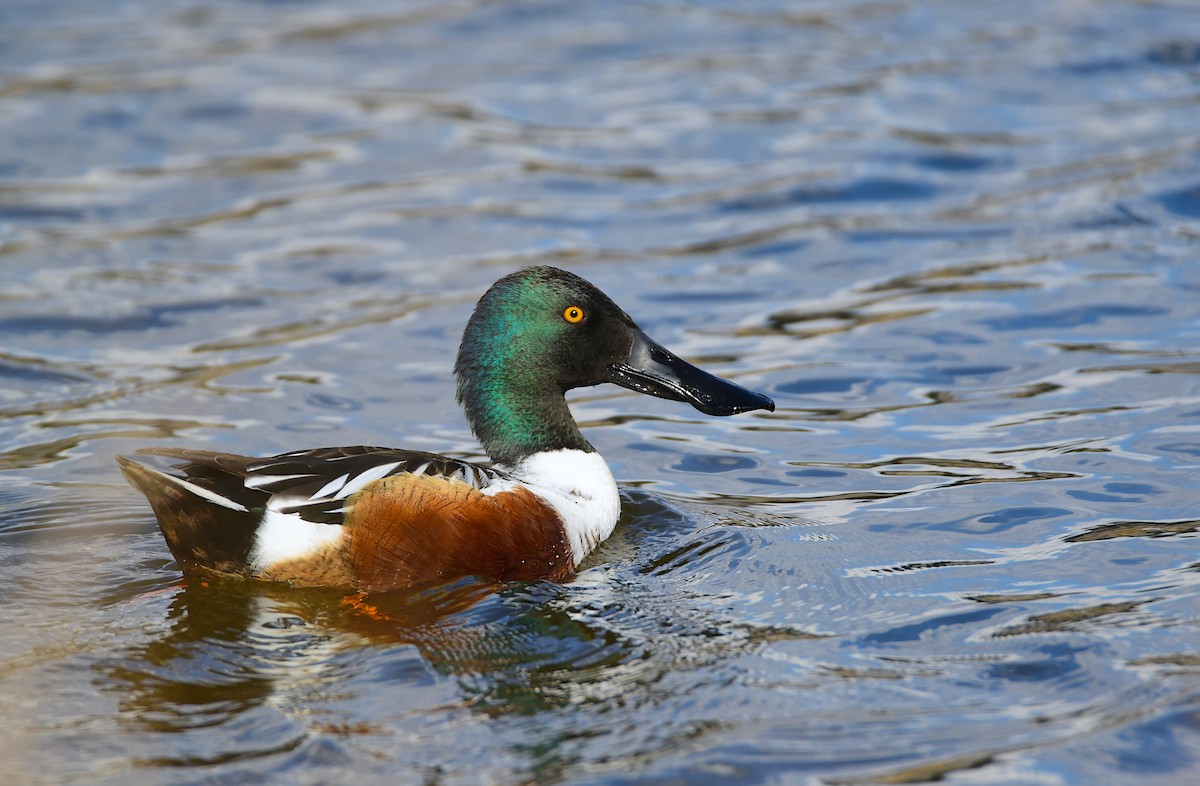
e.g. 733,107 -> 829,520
458,372 -> 593,468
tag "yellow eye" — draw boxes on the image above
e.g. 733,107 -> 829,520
563,305 -> 585,324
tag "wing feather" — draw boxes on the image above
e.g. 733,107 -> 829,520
128,446 -> 509,526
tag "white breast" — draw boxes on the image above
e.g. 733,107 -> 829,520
486,449 -> 621,566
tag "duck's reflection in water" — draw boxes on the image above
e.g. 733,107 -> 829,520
104,572 -> 635,747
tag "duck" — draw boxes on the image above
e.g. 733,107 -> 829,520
118,266 -> 774,592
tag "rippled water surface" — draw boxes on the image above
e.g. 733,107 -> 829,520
3,1 -> 1200,783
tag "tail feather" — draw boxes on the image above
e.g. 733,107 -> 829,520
117,452 -> 265,577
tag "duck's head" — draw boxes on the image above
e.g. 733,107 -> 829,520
454,266 -> 773,464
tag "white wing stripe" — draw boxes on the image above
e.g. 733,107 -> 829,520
335,462 -> 402,499
170,475 -> 250,512
311,473 -> 349,500
245,473 -> 312,490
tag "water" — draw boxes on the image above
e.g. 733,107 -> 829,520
2,0 -> 1200,783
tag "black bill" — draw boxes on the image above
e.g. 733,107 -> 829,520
607,329 -> 775,416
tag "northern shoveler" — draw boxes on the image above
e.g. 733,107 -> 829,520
118,266 -> 774,592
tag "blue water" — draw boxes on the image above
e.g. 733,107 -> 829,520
2,1 -> 1200,783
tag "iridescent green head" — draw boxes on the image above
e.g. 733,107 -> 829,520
454,266 -> 774,466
